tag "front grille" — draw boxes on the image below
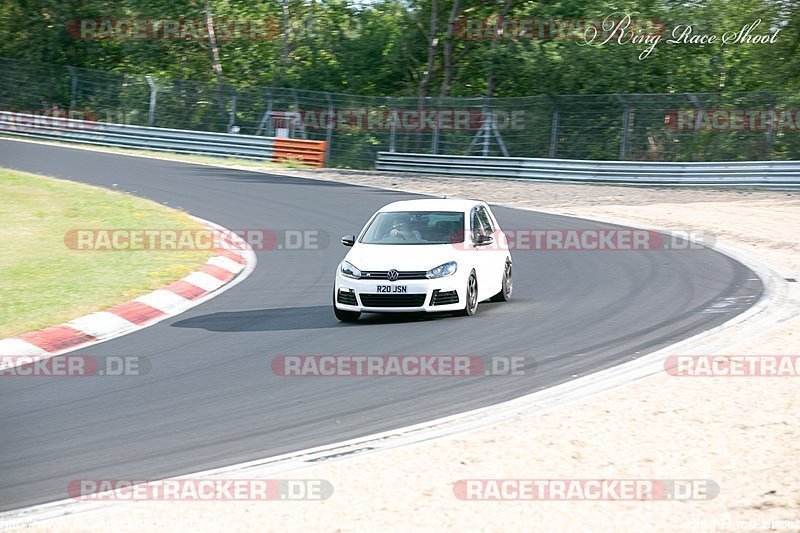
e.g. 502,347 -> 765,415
337,289 -> 357,306
360,270 -> 428,280
358,293 -> 426,308
430,289 -> 459,306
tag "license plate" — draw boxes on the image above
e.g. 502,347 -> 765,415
377,285 -> 407,293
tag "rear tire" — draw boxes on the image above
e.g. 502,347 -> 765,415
333,290 -> 360,322
490,260 -> 513,302
459,271 -> 479,316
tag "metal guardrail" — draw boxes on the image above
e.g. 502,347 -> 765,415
376,152 -> 800,189
0,112 -> 327,167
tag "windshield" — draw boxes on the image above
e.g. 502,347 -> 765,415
359,211 -> 465,245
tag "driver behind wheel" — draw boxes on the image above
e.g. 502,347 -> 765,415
388,215 -> 422,241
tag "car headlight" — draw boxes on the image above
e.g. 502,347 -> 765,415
340,261 -> 361,279
426,261 -> 457,279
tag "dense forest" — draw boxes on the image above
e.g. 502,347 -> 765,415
1,0 -> 798,97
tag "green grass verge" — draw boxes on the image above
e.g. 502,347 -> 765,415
0,167 -> 214,338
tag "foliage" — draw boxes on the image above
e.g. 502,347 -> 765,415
0,0 -> 796,97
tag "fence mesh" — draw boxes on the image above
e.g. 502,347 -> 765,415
2,57 -> 798,168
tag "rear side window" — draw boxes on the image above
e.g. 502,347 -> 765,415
471,207 -> 491,242
476,206 -> 494,233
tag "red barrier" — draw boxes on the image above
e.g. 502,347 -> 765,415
272,138 -> 327,167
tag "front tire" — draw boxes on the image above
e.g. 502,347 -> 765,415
490,260 -> 513,302
333,290 -> 360,322
459,271 -> 479,316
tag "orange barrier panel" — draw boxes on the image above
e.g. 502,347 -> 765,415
272,138 -> 327,168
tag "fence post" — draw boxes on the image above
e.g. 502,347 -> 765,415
761,90 -> 775,159
548,96 -> 559,158
291,88 -> 306,139
615,94 -> 630,160
491,115 -> 510,157
67,66 -> 78,109
228,87 -> 237,133
325,92 -> 334,165
255,89 -> 273,136
482,97 -> 491,156
145,75 -> 157,126
686,93 -> 702,161
432,97 -> 440,155
387,96 -> 397,153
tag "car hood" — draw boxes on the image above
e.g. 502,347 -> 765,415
345,244 -> 461,271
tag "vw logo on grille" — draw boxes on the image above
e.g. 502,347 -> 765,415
387,269 -> 399,282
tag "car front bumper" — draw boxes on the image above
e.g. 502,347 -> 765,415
334,273 -> 466,313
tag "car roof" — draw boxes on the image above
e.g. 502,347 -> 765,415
378,198 -> 486,213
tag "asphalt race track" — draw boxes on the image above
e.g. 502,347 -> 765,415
0,140 -> 762,511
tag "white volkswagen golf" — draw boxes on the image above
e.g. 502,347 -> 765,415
333,198 -> 512,321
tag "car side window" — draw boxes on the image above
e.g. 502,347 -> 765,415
471,207 -> 488,242
476,206 -> 494,233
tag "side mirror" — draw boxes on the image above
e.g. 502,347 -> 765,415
341,234 -> 355,247
474,234 -> 494,246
